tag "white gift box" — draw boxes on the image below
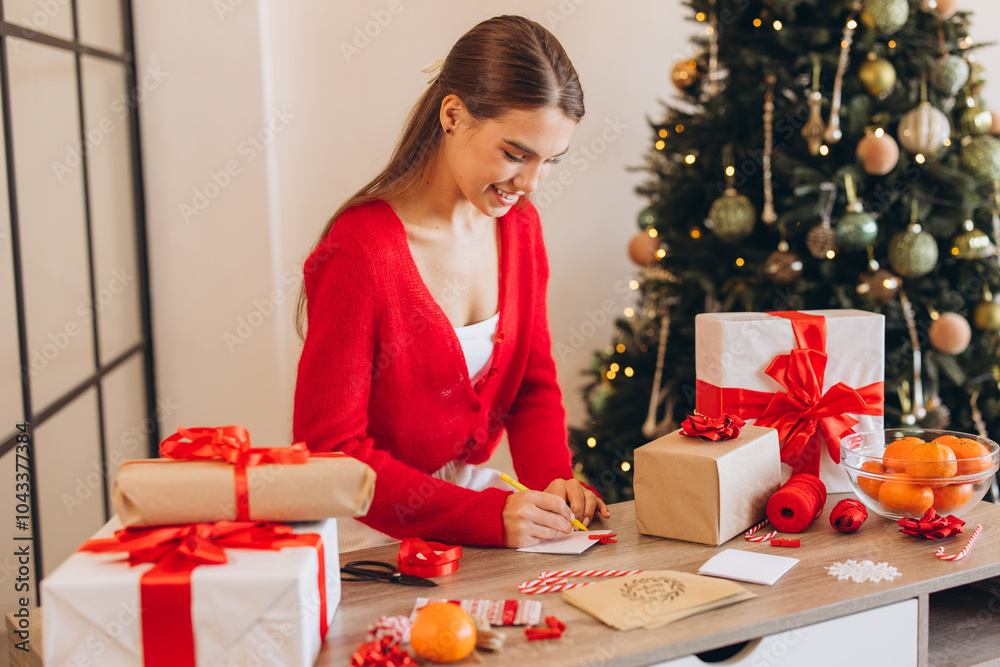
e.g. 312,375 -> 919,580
42,517 -> 339,666
695,309 -> 884,492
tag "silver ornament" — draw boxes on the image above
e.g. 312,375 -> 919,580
898,102 -> 951,157
929,54 -> 970,97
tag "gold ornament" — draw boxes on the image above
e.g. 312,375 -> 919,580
974,299 -> 1000,330
708,188 -> 756,242
862,0 -> 909,34
961,135 -> 1000,180
968,61 -> 987,96
960,96 -> 992,136
898,101 -> 951,158
858,54 -> 897,96
953,219 -> 993,259
672,59 -> 701,90
929,54 -> 970,97
888,224 -> 939,278
764,241 -> 804,287
856,269 -> 900,305
806,221 -> 837,258
801,56 -> 826,156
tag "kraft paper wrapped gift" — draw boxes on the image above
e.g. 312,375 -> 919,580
695,310 -> 884,492
113,426 -> 376,526
634,424 -> 781,546
41,517 -> 339,667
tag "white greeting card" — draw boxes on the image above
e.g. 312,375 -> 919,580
698,548 -> 798,585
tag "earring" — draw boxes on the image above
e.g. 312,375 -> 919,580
445,128 -> 452,134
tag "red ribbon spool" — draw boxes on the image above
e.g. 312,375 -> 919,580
830,498 -> 868,533
396,538 -> 462,577
766,473 -> 827,533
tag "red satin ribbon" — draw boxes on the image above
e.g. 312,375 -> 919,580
898,508 -> 966,539
80,521 -> 328,667
525,615 -> 566,640
830,498 -> 868,533
159,425 -> 343,520
351,637 -> 415,666
696,312 -> 885,477
396,538 -> 462,577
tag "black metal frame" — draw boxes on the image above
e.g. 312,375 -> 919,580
0,0 -> 156,602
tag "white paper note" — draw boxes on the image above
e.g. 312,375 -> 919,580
516,530 -> 615,554
698,548 -> 798,585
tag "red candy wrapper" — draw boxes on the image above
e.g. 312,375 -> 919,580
680,413 -> 747,441
830,498 -> 868,533
351,637 -> 415,667
898,508 -> 965,539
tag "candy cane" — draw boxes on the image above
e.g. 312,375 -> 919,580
744,519 -> 777,543
936,525 -> 982,561
518,569 -> 643,594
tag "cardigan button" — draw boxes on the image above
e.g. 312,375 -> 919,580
488,367 -> 498,378
471,400 -> 481,411
495,332 -> 505,342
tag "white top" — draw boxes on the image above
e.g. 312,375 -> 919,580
454,312 -> 499,379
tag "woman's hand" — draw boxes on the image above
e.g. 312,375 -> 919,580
542,478 -> 610,528
501,490 -> 575,548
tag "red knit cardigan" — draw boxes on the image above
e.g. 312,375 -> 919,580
293,199 -> 574,546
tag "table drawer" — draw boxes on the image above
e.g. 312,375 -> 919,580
654,598 -> 918,666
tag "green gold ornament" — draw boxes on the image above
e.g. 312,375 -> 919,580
929,55 -> 970,97
859,54 -> 896,96
969,61 -> 988,96
960,97 -> 992,136
888,225 -> 939,278
708,188 -> 756,242
953,219 -> 993,259
835,173 -> 876,250
974,300 -> 1000,330
637,206 -> 657,229
861,0 -> 909,34
961,135 -> 1000,180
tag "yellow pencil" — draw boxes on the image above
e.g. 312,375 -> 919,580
499,472 -> 589,531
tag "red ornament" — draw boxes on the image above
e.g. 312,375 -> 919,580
898,508 -> 966,539
351,637 -> 415,666
830,498 -> 868,533
525,615 -> 567,641
766,474 -> 827,533
680,413 -> 747,441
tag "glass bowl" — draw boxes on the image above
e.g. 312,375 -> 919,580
840,428 -> 999,520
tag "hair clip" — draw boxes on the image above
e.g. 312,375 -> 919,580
421,59 -> 445,85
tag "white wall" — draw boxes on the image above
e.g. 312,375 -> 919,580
132,0 -> 1000,448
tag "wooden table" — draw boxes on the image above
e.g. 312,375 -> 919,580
318,495 -> 1000,666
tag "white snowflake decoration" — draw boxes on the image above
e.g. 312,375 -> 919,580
825,559 -> 901,583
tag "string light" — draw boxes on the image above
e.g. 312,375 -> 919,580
725,166 -> 735,177
753,18 -> 762,27
606,370 -> 616,380
624,307 -> 635,317
587,437 -> 596,448
695,11 -> 706,21
675,124 -> 685,133
819,145 -> 829,156
690,228 -> 701,239
773,20 -> 783,30
826,250 -> 836,259
655,140 -> 665,150
951,246 -> 960,256
658,129 -> 668,138
648,228 -> 658,238
888,40 -> 897,49
736,257 -> 745,266
685,154 -> 696,164
656,248 -> 666,258
624,367 -> 634,377
943,138 -> 952,147
610,363 -> 620,372
628,280 -> 639,290
616,343 -> 626,353
847,20 -> 857,29
874,128 -> 884,137
621,462 -> 631,472
915,154 -> 926,164
706,26 -> 714,35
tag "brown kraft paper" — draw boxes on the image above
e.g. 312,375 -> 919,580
112,456 -> 375,526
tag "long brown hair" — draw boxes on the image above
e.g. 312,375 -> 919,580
295,14 -> 585,338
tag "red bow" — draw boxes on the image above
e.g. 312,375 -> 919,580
898,508 -> 966,539
697,312 -> 884,477
80,521 -> 328,667
159,426 -> 329,520
680,414 -> 746,441
525,615 -> 566,640
351,637 -> 416,666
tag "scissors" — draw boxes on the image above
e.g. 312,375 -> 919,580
340,560 -> 438,587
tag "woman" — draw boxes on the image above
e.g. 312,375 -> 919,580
293,15 -> 608,550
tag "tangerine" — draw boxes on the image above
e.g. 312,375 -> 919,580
904,443 -> 958,479
410,602 -> 477,663
857,460 -> 885,499
883,437 -> 923,472
878,479 -> 933,516
932,483 -> 974,513
931,434 -> 961,448
943,438 -> 993,476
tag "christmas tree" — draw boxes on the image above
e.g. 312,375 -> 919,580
571,0 -> 1000,504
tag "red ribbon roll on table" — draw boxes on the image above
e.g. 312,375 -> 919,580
765,473 -> 827,533
396,538 -> 462,577
830,498 -> 868,533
